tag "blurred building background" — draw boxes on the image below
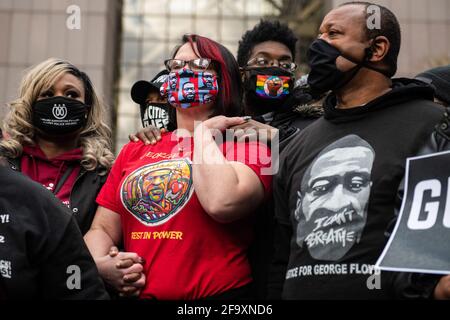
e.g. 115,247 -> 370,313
1,0 -> 449,151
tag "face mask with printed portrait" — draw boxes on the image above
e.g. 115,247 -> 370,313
160,68 -> 219,109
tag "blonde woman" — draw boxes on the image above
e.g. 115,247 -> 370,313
0,58 -> 114,235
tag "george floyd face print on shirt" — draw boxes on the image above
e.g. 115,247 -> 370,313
294,135 -> 374,262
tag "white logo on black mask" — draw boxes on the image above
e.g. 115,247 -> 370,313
32,96 -> 87,135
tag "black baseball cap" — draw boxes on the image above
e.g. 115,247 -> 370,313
131,70 -> 169,105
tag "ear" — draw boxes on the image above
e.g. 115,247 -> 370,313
369,36 -> 390,63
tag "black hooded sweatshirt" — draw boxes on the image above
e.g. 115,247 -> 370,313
269,79 -> 445,300
0,164 -> 108,300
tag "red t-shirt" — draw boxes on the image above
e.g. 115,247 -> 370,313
96,132 -> 272,300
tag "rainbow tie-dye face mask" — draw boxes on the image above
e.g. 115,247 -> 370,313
160,68 -> 219,109
243,67 -> 294,112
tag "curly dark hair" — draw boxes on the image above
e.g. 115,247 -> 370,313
237,20 -> 298,68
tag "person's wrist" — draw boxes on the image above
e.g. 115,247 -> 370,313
194,121 -> 213,142
95,255 -> 113,279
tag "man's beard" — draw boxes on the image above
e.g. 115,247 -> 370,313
296,206 -> 367,261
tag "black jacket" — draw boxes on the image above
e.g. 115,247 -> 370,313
5,157 -> 107,235
254,104 -> 324,151
0,164 -> 109,299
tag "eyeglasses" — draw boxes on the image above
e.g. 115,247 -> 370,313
246,57 -> 297,72
164,58 -> 213,72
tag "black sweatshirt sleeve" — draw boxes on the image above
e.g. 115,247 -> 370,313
267,152 -> 292,299
38,216 -> 109,300
0,166 -> 109,300
33,183 -> 109,300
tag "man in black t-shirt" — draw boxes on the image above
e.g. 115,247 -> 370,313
270,2 -> 447,300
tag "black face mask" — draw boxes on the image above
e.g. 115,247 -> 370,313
307,39 -> 388,97
243,67 -> 294,114
32,96 -> 88,135
140,102 -> 169,130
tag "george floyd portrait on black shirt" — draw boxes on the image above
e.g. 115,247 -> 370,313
294,135 -> 375,261
201,73 -> 215,89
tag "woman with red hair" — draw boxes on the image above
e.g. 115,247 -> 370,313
85,34 -> 272,300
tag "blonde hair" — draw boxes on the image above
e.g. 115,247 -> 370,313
0,58 -> 114,175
